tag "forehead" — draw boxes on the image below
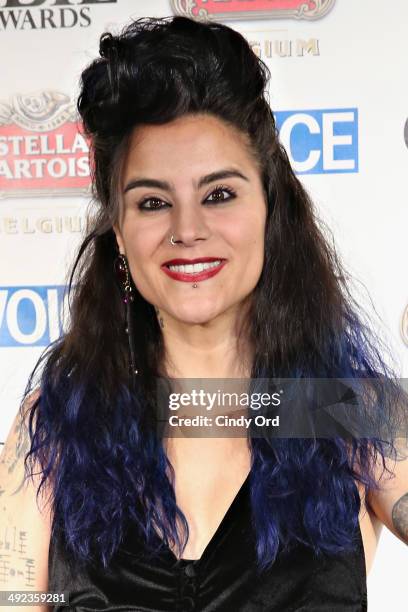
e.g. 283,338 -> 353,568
122,113 -> 257,177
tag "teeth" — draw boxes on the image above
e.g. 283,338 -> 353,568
168,260 -> 222,273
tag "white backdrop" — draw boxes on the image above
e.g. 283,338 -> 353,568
1,0 -> 407,608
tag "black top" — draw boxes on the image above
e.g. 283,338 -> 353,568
48,473 -> 368,611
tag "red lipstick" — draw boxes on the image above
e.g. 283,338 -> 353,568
161,257 -> 227,282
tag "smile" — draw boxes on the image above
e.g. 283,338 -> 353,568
161,259 -> 227,282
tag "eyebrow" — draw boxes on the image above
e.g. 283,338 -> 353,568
122,168 -> 250,195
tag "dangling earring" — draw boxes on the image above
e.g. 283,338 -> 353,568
154,306 -> 164,329
114,253 -> 139,383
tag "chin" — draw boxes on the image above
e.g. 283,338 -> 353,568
173,304 -> 222,325
178,314 -> 218,325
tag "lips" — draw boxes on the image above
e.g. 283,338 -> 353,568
162,257 -> 225,266
161,257 -> 227,282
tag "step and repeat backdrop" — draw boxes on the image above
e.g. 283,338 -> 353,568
1,0 -> 407,607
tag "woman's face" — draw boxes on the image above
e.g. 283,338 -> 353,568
114,113 -> 267,326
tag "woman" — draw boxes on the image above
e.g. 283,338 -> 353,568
1,14 -> 407,612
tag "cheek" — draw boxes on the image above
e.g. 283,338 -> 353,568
231,214 -> 266,288
231,212 -> 266,259
121,224 -> 151,262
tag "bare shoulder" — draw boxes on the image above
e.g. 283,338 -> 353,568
354,439 -> 408,571
365,437 -> 408,545
0,388 -> 53,606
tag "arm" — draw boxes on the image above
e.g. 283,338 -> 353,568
365,438 -> 408,545
0,390 -> 53,612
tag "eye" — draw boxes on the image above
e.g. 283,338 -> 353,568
138,197 -> 169,211
205,185 -> 236,204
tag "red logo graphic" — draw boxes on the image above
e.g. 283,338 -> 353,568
171,0 -> 336,21
0,91 -> 90,198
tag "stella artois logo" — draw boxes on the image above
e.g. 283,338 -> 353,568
0,91 -> 90,198
170,0 -> 336,21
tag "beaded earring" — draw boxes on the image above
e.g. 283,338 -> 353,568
113,253 -> 139,385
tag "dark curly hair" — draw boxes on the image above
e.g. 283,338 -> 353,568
22,15 -> 404,574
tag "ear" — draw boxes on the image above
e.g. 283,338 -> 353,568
113,224 -> 125,255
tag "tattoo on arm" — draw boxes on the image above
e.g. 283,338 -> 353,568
0,526 -> 36,586
391,492 -> 408,543
13,416 -> 31,471
0,416 -> 31,495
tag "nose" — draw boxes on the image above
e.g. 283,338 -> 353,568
169,203 -> 210,247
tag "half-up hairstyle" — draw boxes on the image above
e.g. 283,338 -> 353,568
21,15 -> 405,574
